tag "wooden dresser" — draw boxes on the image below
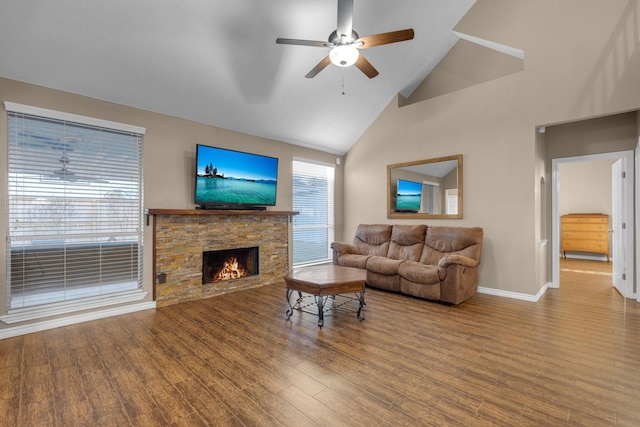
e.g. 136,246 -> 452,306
561,213 -> 610,261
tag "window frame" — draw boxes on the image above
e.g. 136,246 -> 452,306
2,102 -> 147,323
292,158 -> 335,267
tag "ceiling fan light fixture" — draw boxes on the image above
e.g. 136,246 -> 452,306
329,44 -> 359,67
276,0 -> 414,78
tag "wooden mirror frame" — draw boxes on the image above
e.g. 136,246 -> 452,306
387,154 -> 463,219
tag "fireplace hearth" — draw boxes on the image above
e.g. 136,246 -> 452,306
203,247 -> 259,284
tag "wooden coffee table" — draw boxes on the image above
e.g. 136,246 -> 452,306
284,265 -> 366,328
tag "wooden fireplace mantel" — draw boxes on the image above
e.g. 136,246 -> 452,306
147,208 -> 298,217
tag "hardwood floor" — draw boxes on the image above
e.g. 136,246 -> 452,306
1,260 -> 639,426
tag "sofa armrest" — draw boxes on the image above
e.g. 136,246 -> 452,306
437,254 -> 479,269
331,242 -> 360,265
331,242 -> 360,255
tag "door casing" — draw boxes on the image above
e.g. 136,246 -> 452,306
551,150 -> 635,299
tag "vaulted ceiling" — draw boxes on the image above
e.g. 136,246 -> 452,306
0,0 -> 478,154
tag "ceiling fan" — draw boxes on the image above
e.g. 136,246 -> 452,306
276,0 -> 414,79
46,155 -> 107,184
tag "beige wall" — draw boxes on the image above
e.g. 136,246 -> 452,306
0,77 -> 344,326
545,113 -> 638,161
558,160 -> 615,218
343,0 -> 640,296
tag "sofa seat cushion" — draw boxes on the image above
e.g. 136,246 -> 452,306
400,278 -> 441,301
367,270 -> 401,292
366,255 -> 404,276
398,261 -> 440,285
337,254 -> 369,269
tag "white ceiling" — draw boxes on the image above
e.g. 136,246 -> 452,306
401,160 -> 458,178
0,0 -> 476,155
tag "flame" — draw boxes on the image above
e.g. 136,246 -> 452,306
214,257 -> 247,281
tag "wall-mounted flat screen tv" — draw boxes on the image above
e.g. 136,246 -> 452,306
396,179 -> 422,212
195,144 -> 278,210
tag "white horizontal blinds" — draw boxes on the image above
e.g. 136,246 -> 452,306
7,108 -> 144,309
292,160 -> 335,266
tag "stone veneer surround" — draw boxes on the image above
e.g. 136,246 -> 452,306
149,209 -> 296,306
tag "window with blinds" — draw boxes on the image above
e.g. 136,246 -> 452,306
5,103 -> 145,311
292,160 -> 335,266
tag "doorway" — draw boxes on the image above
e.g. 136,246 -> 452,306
551,150 -> 634,298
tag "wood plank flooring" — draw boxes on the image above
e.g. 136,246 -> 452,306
1,259 -> 640,426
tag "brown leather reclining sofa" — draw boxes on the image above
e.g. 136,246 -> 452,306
331,224 -> 484,305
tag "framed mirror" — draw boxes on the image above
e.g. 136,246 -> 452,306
387,154 -> 463,219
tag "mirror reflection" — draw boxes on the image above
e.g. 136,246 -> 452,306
387,154 -> 463,219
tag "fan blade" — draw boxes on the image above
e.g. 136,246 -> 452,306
305,56 -> 332,78
355,54 -> 379,78
276,38 -> 332,48
337,0 -> 354,39
356,29 -> 415,48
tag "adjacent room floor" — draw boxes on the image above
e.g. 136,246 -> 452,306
1,261 -> 639,426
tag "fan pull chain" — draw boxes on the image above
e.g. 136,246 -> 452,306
341,70 -> 346,95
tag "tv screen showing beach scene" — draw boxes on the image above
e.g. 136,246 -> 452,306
195,144 -> 278,207
396,179 -> 422,212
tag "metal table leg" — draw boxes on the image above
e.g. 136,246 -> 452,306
285,289 -> 304,320
285,289 -> 294,319
316,295 -> 325,328
356,288 -> 366,322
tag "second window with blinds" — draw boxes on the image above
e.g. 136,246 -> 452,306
292,159 -> 335,266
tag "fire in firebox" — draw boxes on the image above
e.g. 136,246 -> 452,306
202,247 -> 259,285
214,257 -> 247,282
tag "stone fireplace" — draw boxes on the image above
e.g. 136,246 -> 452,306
149,209 -> 297,306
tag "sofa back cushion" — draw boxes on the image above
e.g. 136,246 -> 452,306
420,226 -> 483,265
353,224 -> 393,256
387,225 -> 427,261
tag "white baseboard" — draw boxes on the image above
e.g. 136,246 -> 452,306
477,283 -> 549,302
0,301 -> 156,340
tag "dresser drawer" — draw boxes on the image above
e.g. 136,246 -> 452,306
561,223 -> 608,232
562,240 -> 608,253
562,231 -> 608,241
